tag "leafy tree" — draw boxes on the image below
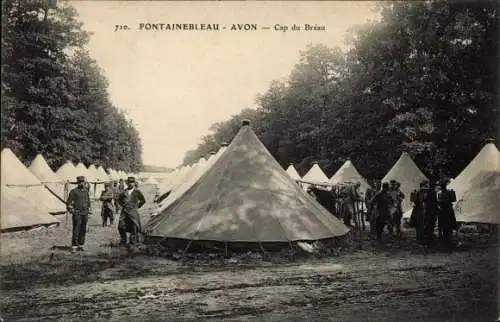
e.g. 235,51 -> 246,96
184,0 -> 498,183
1,0 -> 143,172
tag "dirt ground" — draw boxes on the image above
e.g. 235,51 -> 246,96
1,198 -> 498,322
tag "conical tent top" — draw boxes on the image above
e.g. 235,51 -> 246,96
241,119 -> 251,126
485,138 -> 496,144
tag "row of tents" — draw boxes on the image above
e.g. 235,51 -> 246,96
0,148 -> 138,232
284,140 -> 500,225
2,120 -> 499,245
142,121 -> 498,249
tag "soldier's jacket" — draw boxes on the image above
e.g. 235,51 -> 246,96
67,187 -> 91,215
437,189 -> 456,204
100,189 -> 115,212
118,189 -> 146,216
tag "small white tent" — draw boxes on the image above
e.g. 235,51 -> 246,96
1,188 -> 60,232
1,148 -> 66,214
285,163 -> 301,181
329,159 -> 370,196
303,162 -> 329,183
382,152 -> 428,214
28,154 -> 66,201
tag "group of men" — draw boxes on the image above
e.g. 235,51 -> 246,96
65,176 -> 146,253
307,182 -> 365,228
366,179 -> 457,247
365,180 -> 406,239
307,177 -> 458,247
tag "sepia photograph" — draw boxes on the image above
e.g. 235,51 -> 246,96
1,0 -> 499,321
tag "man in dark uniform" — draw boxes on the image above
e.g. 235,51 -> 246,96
371,182 -> 392,242
114,179 -> 125,215
436,178 -> 457,248
117,177 -> 146,245
100,183 -> 115,227
389,180 -> 405,235
410,180 -> 437,245
67,176 -> 91,253
365,180 -> 380,235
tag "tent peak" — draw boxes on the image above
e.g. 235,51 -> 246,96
241,119 -> 251,126
485,138 -> 496,144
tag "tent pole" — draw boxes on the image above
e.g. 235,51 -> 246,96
225,241 -> 228,258
181,239 -> 193,259
287,240 -> 295,259
258,242 -> 267,259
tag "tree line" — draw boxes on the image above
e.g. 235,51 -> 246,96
1,0 -> 143,172
183,1 -> 498,182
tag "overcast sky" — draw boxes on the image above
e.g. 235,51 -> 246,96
71,1 -> 377,168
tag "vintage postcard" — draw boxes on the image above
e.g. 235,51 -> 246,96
1,1 -> 498,321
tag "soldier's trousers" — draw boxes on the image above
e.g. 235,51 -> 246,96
72,214 -> 88,246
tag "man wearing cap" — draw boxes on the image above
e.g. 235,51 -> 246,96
117,177 -> 146,245
100,183 -> 115,227
67,176 -> 92,253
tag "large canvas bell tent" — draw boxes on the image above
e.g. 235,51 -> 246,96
1,148 -> 66,214
1,188 -> 60,232
145,121 -> 349,246
382,151 -> 428,214
329,159 -> 370,196
28,154 -> 66,201
454,170 -> 500,224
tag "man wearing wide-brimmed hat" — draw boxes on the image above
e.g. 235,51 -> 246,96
117,176 -> 146,245
67,176 -> 91,253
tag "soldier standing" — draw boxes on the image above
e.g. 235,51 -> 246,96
371,182 -> 392,242
117,177 -> 146,245
410,181 -> 437,245
389,180 -> 405,235
66,176 -> 91,253
436,178 -> 457,248
100,183 -> 115,227
114,179 -> 125,215
365,180 -> 380,235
